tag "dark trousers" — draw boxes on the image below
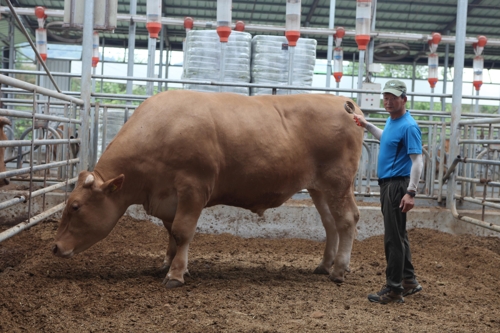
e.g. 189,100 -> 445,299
379,178 -> 415,293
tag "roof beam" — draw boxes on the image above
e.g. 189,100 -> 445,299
439,0 -> 483,34
304,0 -> 321,27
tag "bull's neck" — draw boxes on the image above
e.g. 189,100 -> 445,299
93,165 -> 146,207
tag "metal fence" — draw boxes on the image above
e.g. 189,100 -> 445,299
1,72 -> 500,245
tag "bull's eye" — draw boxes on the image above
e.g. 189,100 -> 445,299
71,202 -> 79,211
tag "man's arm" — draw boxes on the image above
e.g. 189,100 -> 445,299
408,153 -> 423,193
353,114 -> 383,140
400,154 -> 423,213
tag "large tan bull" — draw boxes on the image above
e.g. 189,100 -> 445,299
0,116 -> 12,187
53,91 -> 364,288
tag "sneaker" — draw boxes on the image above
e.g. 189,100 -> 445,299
368,286 -> 404,304
402,279 -> 423,296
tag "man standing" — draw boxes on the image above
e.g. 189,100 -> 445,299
353,80 -> 424,304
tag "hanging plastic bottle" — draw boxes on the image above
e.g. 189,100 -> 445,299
216,0 -> 232,42
473,55 -> 483,91
285,0 -> 301,46
36,28 -> 47,62
146,0 -> 162,39
333,47 -> 343,83
428,53 -> 439,88
92,31 -> 100,68
355,0 -> 371,50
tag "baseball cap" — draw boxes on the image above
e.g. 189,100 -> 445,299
382,80 -> 406,96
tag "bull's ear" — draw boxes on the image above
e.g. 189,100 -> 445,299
101,174 -> 125,195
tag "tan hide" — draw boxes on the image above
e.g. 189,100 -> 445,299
54,91 -> 365,288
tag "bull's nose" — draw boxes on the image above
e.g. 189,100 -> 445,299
52,244 -> 59,255
4,178 -> 9,185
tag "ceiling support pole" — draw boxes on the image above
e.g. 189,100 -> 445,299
446,0 -> 468,209
325,0 -> 336,89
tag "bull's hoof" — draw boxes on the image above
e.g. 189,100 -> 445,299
329,274 -> 345,284
163,278 -> 184,289
160,264 -> 170,271
313,266 -> 330,275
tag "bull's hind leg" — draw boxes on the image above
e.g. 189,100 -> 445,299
162,186 -> 205,289
327,193 -> 359,283
309,189 -> 338,275
160,221 -> 176,271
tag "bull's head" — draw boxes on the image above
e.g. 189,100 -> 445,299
52,171 -> 125,258
0,116 -> 12,187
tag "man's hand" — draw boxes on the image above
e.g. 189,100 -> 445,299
353,113 -> 367,127
399,194 -> 415,213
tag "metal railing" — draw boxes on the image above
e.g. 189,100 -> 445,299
2,70 -> 500,246
0,74 -> 82,243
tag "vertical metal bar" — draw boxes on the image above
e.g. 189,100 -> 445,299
441,31 -> 450,115
158,27 -> 165,92
287,46 -> 295,94
79,0 -> 95,173
446,0 -> 468,209
91,102 -> 100,169
357,50 -> 365,103
7,15 -> 15,134
27,90 -> 37,224
101,106 -> 108,156
147,38 -> 157,95
410,61 -> 416,109
325,0 -> 336,88
61,103 -> 68,179
351,53 -> 355,99
430,124 -> 438,196
165,48 -> 170,91
127,0 -> 137,98
219,42 -> 227,93
481,123 -> 493,220
437,123 -> 446,203
367,0 -> 377,78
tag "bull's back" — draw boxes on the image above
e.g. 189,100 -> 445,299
102,91 -> 363,210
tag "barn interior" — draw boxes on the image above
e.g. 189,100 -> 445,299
0,0 -> 499,255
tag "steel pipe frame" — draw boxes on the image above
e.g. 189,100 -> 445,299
0,138 -> 79,148
2,6 -> 500,47
2,1 -> 61,92
0,108 -> 81,123
325,0 -> 336,88
0,202 -> 66,243
0,75 -> 83,104
456,177 -> 500,188
0,158 -> 79,179
0,177 -> 77,211
2,2 -> 499,236
450,198 -> 500,233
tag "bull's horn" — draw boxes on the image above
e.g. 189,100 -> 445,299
84,174 -> 95,187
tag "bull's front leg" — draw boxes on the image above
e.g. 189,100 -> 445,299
162,187 -> 205,289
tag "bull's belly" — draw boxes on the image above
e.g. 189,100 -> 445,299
206,189 -> 297,214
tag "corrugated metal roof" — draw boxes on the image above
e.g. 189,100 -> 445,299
3,0 -> 500,68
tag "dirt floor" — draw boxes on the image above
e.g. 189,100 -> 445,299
1,214 -> 500,333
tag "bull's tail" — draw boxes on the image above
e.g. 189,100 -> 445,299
344,101 -> 356,114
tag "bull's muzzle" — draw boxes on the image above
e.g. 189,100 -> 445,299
52,244 -> 73,258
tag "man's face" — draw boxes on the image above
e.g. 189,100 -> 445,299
383,93 -> 407,114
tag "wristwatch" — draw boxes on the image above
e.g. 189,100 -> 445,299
406,191 -> 416,198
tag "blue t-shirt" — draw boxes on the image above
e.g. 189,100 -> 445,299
378,111 -> 422,179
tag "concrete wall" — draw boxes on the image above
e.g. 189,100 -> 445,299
1,191 -> 499,241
